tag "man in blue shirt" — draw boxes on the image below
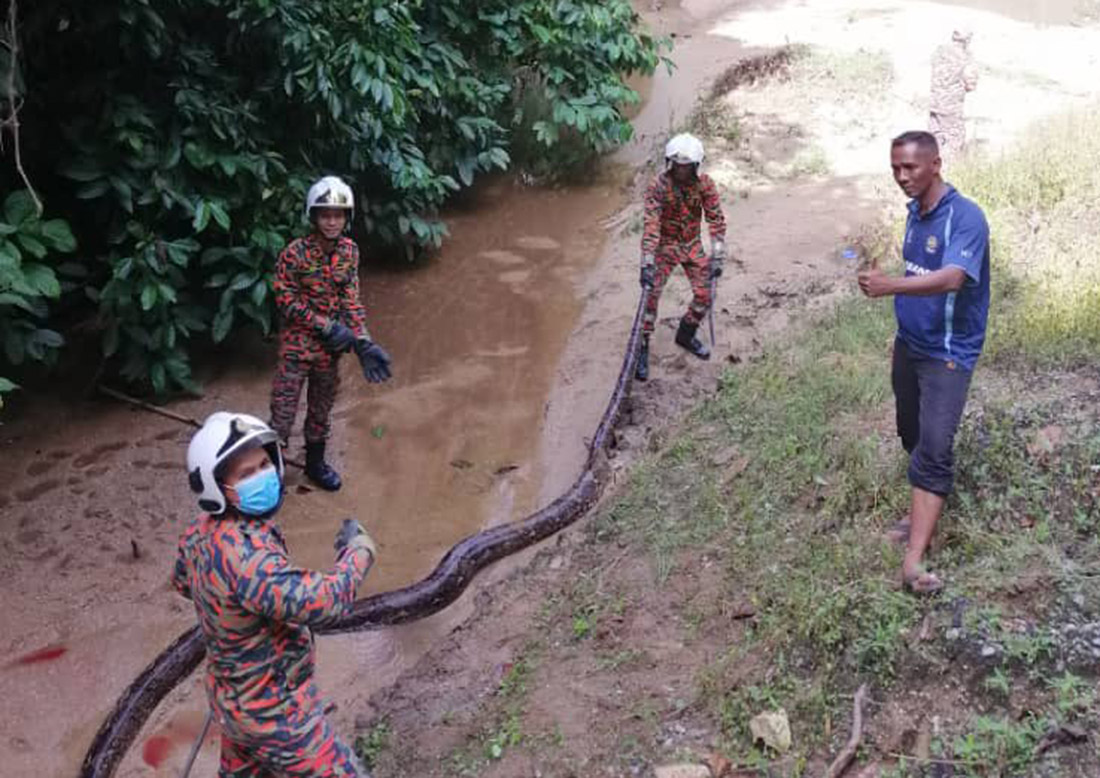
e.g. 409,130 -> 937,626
858,130 -> 990,594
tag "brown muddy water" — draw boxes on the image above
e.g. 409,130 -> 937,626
0,174 -> 624,778
0,1 -> 749,775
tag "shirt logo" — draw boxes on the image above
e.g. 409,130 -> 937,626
925,235 -> 939,254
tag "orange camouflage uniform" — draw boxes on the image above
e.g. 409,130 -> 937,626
172,513 -> 373,777
641,170 -> 727,335
269,234 -> 370,444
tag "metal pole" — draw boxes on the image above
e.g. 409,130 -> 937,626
179,708 -> 214,778
707,275 -> 717,347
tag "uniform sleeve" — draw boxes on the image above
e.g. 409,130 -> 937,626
641,177 -> 664,255
232,536 -> 372,626
273,242 -> 326,334
342,242 -> 371,341
701,176 -> 727,241
172,552 -> 192,600
943,208 -> 988,285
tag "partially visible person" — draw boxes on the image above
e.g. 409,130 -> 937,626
176,411 -> 377,776
929,25 -> 978,156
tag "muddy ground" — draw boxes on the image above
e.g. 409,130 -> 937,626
2,0 -> 1100,776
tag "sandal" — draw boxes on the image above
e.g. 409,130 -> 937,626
903,570 -> 944,595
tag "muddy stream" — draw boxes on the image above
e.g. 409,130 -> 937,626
0,2 -> 748,776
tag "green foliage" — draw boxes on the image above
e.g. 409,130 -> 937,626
353,720 -> 390,770
951,106 -> 1100,363
952,714 -> 1048,776
3,0 -> 664,394
0,190 -> 76,395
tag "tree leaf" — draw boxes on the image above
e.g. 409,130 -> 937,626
23,264 -> 61,298
40,219 -> 77,252
212,308 -> 234,343
141,283 -> 158,310
192,200 -> 210,233
3,191 -> 37,226
16,233 -> 48,259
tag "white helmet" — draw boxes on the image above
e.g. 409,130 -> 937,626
305,175 -> 355,218
186,412 -> 284,515
665,133 -> 705,167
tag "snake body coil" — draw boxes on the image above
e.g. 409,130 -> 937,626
80,294 -> 644,778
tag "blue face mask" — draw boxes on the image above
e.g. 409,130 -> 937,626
231,467 -> 282,516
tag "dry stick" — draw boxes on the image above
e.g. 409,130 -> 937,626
3,0 -> 43,215
98,385 -> 202,428
824,683 -> 869,778
97,385 -> 306,470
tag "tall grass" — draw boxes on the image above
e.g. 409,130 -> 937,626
952,107 -> 1100,363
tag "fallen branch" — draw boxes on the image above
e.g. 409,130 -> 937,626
97,385 -> 306,470
98,385 -> 202,428
824,683 -> 868,778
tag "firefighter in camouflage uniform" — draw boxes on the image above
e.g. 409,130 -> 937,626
269,176 -> 393,491
635,133 -> 728,381
176,411 -> 377,777
929,26 -> 978,156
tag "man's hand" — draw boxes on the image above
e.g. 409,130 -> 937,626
321,321 -> 357,353
858,268 -> 896,298
334,518 -> 378,560
355,339 -> 393,383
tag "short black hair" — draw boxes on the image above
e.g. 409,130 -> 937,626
891,131 -> 939,155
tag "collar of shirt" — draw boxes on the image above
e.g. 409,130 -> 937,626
908,184 -> 958,221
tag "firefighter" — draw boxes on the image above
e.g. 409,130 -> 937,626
269,176 -> 392,491
636,133 -> 727,381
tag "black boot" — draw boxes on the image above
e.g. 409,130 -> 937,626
675,318 -> 710,360
635,335 -> 650,382
305,441 -> 342,491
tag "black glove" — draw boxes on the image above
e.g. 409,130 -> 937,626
321,321 -> 357,353
709,260 -> 724,281
640,265 -> 656,289
355,339 -> 393,383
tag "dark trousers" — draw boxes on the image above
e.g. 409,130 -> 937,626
892,339 -> 973,496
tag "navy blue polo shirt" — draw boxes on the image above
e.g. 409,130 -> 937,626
895,185 -> 990,371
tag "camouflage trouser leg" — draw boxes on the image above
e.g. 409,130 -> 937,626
269,354 -> 340,445
681,245 -> 712,327
303,356 -> 340,445
642,251 -> 678,335
929,112 -> 965,155
218,720 -> 369,778
642,243 -> 714,333
269,357 -> 308,445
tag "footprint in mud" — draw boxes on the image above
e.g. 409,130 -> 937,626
132,459 -> 149,469
151,461 -> 177,470
15,478 -> 61,503
85,466 -> 110,479
16,529 -> 43,546
479,249 -> 528,266
49,449 -> 74,460
0,493 -> 9,511
154,428 -> 181,442
73,440 -> 128,469
25,460 -> 56,477
514,235 -> 561,251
